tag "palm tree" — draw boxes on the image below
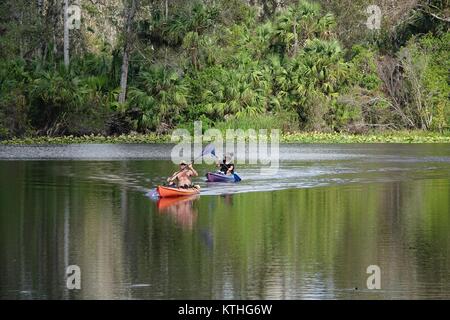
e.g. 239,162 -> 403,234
128,66 -> 189,131
118,0 -> 139,104
183,31 -> 200,70
272,0 -> 322,56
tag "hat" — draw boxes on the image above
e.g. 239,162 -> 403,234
180,160 -> 188,165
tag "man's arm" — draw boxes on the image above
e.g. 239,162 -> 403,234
188,164 -> 198,177
167,172 -> 179,183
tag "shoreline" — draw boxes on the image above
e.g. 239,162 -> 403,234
1,131 -> 450,145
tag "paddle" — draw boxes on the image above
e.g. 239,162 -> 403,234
148,188 -> 160,199
167,143 -> 216,182
148,145 -> 216,199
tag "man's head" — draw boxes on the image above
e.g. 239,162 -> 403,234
223,153 -> 233,164
180,160 -> 188,169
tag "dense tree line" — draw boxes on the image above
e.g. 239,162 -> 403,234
0,0 -> 448,138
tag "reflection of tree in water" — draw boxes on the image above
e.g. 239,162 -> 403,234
220,194 -> 234,206
157,196 -> 199,230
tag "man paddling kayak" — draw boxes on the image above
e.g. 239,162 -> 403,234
167,161 -> 198,188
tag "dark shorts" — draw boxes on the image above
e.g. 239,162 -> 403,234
179,184 -> 194,189
169,183 -> 193,189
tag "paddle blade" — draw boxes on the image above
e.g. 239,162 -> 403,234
202,143 -> 216,157
233,173 -> 242,182
148,188 -> 160,199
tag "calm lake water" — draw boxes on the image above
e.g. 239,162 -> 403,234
0,144 -> 449,299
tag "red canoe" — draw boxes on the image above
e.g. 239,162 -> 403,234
156,186 -> 200,198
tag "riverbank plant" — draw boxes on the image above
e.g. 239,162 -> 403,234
0,1 -> 448,140
2,130 -> 449,145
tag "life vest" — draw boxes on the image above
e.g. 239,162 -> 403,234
219,163 -> 234,174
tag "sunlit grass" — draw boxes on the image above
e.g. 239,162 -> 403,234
2,130 -> 449,145
281,131 -> 450,143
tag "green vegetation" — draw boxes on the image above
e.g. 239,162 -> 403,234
2,130 -> 449,144
281,130 -> 450,143
0,0 -> 449,141
2,133 -> 170,145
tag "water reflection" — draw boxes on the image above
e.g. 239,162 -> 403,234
219,194 -> 234,206
157,196 -> 200,230
0,144 -> 449,299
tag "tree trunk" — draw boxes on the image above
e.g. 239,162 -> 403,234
118,0 -> 138,104
292,21 -> 299,56
47,0 -> 59,57
63,0 -> 70,67
37,0 -> 43,14
37,0 -> 44,59
165,0 -> 169,20
19,11 -> 24,58
164,0 -> 169,70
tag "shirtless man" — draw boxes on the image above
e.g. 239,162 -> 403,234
167,161 -> 198,188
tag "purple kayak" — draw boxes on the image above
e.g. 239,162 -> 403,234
206,172 -> 241,183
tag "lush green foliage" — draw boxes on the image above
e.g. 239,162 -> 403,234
0,0 -> 448,140
401,33 -> 450,131
3,130 -> 449,145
